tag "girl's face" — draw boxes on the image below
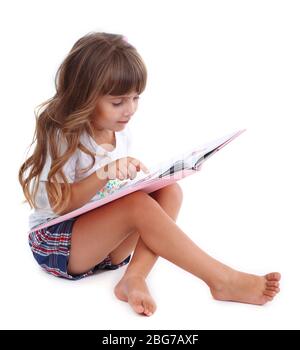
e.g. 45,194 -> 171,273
91,91 -> 140,132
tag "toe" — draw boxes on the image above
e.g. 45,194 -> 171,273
266,281 -> 279,288
266,286 -> 280,293
135,304 -> 144,314
143,300 -> 153,316
263,290 -> 277,298
265,295 -> 274,302
142,301 -> 150,316
150,304 -> 157,315
143,299 -> 156,316
266,272 -> 281,281
144,309 -> 153,317
130,296 -> 144,314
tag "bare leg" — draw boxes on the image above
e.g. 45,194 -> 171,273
109,184 -> 183,266
68,190 -> 281,311
114,183 -> 184,316
117,192 -> 281,307
68,185 -> 182,275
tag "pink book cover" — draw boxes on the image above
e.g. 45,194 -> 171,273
28,129 -> 246,233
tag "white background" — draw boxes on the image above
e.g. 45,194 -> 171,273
0,0 -> 299,330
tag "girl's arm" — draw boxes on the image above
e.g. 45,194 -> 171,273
50,168 -> 109,216
50,156 -> 148,215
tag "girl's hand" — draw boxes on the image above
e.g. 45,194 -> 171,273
96,156 -> 150,181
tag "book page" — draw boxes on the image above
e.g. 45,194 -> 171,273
120,129 -> 245,189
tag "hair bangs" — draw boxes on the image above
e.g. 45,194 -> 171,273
102,51 -> 147,97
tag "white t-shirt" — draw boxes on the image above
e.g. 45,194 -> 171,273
28,126 -> 133,230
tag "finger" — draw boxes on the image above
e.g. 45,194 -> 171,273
117,169 -> 127,180
127,162 -> 137,179
117,164 -> 128,180
139,161 -> 150,173
107,161 -> 126,180
107,162 -> 117,180
129,158 -> 150,173
118,159 -> 131,179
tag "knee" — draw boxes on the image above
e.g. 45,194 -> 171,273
166,183 -> 184,204
124,190 -> 154,217
124,184 -> 183,218
153,183 -> 183,205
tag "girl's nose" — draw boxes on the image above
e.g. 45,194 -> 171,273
124,101 -> 136,116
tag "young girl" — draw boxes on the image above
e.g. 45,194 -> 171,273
19,31 -> 281,317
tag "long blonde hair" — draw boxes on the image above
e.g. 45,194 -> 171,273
18,32 -> 147,214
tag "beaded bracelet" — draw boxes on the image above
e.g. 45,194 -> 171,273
97,179 -> 127,199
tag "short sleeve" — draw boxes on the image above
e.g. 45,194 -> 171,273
39,137 -> 78,183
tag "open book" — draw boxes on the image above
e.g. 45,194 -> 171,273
29,129 -> 246,232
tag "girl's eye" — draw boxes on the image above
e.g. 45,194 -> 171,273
112,96 -> 139,107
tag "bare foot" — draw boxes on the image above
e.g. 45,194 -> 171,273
114,275 -> 157,316
210,271 -> 281,305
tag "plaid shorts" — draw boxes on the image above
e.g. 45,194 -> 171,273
28,216 -> 131,280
